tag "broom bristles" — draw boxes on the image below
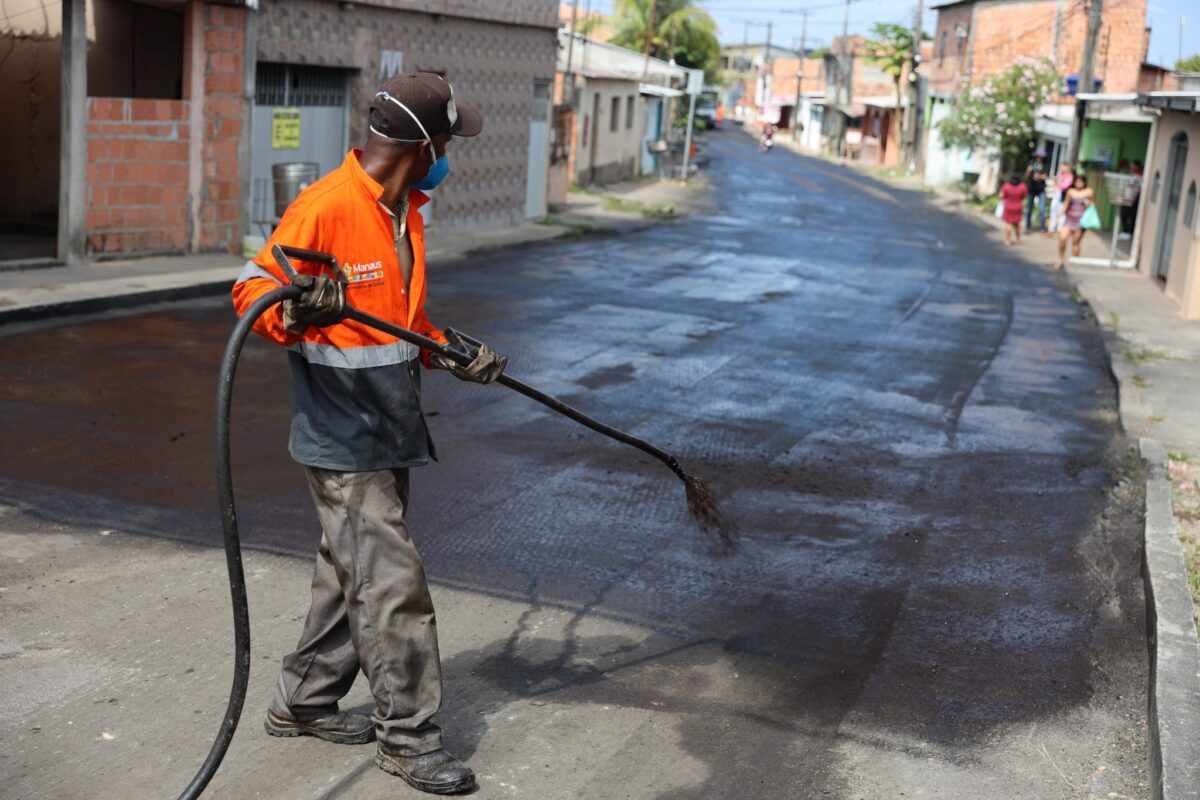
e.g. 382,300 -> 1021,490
683,474 -> 736,546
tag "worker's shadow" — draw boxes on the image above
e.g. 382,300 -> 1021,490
433,576 -> 723,764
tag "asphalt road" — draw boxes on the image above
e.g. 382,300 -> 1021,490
0,127 -> 1149,798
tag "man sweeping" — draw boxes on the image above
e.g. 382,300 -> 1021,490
231,72 -> 504,795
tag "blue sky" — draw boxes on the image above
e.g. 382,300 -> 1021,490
586,1 -> 1200,68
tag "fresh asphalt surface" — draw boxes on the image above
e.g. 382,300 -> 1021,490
0,127 -> 1149,798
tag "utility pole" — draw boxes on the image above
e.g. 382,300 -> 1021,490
762,20 -> 773,115
837,0 -> 852,155
563,0 -> 580,109
1066,0 -> 1102,166
903,1 -> 924,173
792,11 -> 808,142
1051,0 -> 1064,64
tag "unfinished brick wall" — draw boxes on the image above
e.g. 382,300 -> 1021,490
82,1 -> 246,258
198,2 -> 244,250
85,98 -> 190,255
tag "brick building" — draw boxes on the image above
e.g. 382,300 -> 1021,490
923,0 -> 1151,189
0,0 -> 558,267
254,0 -> 559,234
819,35 -> 898,156
928,0 -> 1149,96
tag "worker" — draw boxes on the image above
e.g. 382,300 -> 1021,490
231,72 -> 504,795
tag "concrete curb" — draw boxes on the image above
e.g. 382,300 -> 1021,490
1139,436 -> 1200,800
0,274 -> 234,326
0,176 -> 713,328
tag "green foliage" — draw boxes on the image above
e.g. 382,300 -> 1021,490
862,23 -> 922,83
938,59 -> 1058,170
1175,54 -> 1200,72
608,0 -> 721,82
862,23 -> 928,143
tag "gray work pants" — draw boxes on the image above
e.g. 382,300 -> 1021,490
270,466 -> 443,755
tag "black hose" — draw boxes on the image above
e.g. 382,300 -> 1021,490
176,285 -> 301,800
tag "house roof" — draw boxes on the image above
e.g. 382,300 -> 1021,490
1036,98 -> 1153,124
1138,91 -> 1200,112
557,30 -> 686,87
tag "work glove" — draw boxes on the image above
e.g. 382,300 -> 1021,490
430,343 -> 507,384
282,273 -> 346,334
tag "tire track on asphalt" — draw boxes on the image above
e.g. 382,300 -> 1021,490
943,291 -> 1016,446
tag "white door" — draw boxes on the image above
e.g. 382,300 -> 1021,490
525,80 -> 551,219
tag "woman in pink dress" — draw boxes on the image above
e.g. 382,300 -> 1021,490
1056,174 -> 1094,269
998,172 -> 1028,247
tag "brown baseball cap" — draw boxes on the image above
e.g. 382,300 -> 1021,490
369,72 -> 483,141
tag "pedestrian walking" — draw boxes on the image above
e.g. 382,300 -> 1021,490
999,171 -> 1028,247
1024,150 -> 1048,232
231,72 -> 503,795
1047,163 -> 1074,234
1119,161 -> 1143,239
1056,173 -> 1095,269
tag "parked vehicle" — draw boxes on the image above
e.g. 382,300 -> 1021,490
695,96 -> 718,129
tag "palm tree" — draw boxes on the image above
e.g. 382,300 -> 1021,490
608,0 -> 720,81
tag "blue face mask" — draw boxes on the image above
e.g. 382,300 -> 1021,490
414,154 -> 449,191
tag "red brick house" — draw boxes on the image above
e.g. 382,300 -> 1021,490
923,0 -> 1152,189
928,0 -> 1149,97
2,0 -> 559,267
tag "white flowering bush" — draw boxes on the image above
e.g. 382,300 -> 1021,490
939,59 -> 1058,170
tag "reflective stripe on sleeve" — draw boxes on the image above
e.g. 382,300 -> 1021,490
293,339 -> 419,369
236,260 -> 282,286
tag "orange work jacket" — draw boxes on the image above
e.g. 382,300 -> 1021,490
231,149 -> 448,471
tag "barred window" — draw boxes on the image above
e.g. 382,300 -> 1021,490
256,63 -> 348,107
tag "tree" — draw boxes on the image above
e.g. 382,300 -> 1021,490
861,22 -> 926,151
1176,54 -> 1200,72
938,58 -> 1058,175
608,0 -> 721,82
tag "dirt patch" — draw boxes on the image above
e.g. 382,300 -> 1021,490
1168,452 -> 1200,634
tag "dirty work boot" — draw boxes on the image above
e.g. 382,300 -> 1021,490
375,747 -> 476,794
263,708 -> 375,745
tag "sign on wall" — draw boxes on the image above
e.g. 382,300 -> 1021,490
271,107 -> 301,149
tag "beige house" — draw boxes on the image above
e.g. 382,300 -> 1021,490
1137,92 -> 1200,319
553,30 -> 686,196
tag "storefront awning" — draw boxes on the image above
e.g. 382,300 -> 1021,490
639,83 -> 684,98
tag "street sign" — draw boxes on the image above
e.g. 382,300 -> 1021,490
685,68 -> 704,96
271,107 -> 301,150
1103,172 -> 1140,207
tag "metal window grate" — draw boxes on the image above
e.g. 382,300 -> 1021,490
256,63 -> 347,107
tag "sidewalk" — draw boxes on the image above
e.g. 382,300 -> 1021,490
0,503 -> 720,799
0,174 -> 712,326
